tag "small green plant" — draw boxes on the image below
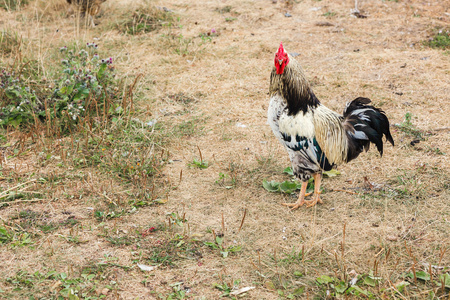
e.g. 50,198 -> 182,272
204,234 -> 241,258
322,11 -> 336,17
0,225 -> 13,244
94,209 -> 125,221
215,172 -> 236,189
215,6 -> 232,14
315,274 -> 374,297
166,282 -> 189,299
0,0 -> 28,11
167,212 -> 187,227
278,247 -> 304,266
394,112 -> 424,139
146,234 -> 202,266
425,28 -> 450,49
214,279 -> 240,298
189,158 -> 208,169
189,146 -> 208,169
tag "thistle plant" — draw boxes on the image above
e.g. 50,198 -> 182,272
0,43 -> 122,130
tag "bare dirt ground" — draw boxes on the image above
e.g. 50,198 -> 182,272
0,0 -> 449,299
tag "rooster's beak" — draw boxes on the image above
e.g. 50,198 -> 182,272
278,59 -> 283,65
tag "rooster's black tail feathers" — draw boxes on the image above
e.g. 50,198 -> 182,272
343,97 -> 394,163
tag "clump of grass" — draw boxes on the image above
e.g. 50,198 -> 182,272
115,4 -> 175,35
4,268 -> 114,298
0,0 -> 28,11
425,28 -> 450,49
0,29 -> 22,55
393,112 -> 424,140
215,6 -> 232,14
323,11 -> 336,17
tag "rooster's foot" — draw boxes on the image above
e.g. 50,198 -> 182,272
282,200 -> 305,210
305,194 -> 323,208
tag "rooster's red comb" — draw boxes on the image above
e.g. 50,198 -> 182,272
277,42 -> 286,55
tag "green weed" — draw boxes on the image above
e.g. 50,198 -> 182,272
0,29 -> 22,54
204,234 -> 241,258
4,268 -> 114,298
394,112 -> 424,139
214,279 -> 240,298
0,225 -> 13,244
323,11 -> 336,17
0,43 -> 124,130
215,6 -> 232,14
0,0 -> 28,11
189,158 -> 208,169
425,28 -> 450,49
215,172 -> 236,189
145,234 -> 202,266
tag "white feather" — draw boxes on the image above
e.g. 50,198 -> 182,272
350,130 -> 369,140
279,110 -> 315,139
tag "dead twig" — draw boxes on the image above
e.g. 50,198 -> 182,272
0,179 -> 37,198
330,189 -> 357,195
1,198 -> 45,205
238,208 -> 247,233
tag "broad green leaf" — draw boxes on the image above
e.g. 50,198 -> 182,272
363,276 -> 377,286
97,63 -> 107,79
73,87 -> 90,101
293,271 -> 303,277
283,167 -> 294,175
292,287 -> 304,295
347,286 -> 370,296
323,169 -> 341,177
416,271 -> 431,281
316,275 -> 334,284
436,273 -> 450,288
407,271 -> 431,281
262,180 -> 280,192
334,281 -> 347,294
395,281 -> 409,293
215,236 -> 223,246
279,181 -> 299,194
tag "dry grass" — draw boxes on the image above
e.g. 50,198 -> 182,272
0,0 -> 449,299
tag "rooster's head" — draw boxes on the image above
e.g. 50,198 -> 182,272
274,42 -> 289,75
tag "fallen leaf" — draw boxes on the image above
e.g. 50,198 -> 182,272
386,235 -> 398,241
264,281 -> 276,290
50,280 -> 62,291
315,21 -> 335,26
137,263 -> 156,271
230,286 -> 255,296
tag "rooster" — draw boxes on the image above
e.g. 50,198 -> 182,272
268,43 -> 394,209
66,0 -> 107,27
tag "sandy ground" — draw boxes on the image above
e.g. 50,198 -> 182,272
0,0 -> 449,299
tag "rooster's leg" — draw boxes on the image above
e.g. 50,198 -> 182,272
282,181 -> 308,210
305,173 -> 323,207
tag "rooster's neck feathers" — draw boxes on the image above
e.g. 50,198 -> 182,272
269,56 -> 320,115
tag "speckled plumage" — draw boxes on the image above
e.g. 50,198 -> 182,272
268,51 -> 394,184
